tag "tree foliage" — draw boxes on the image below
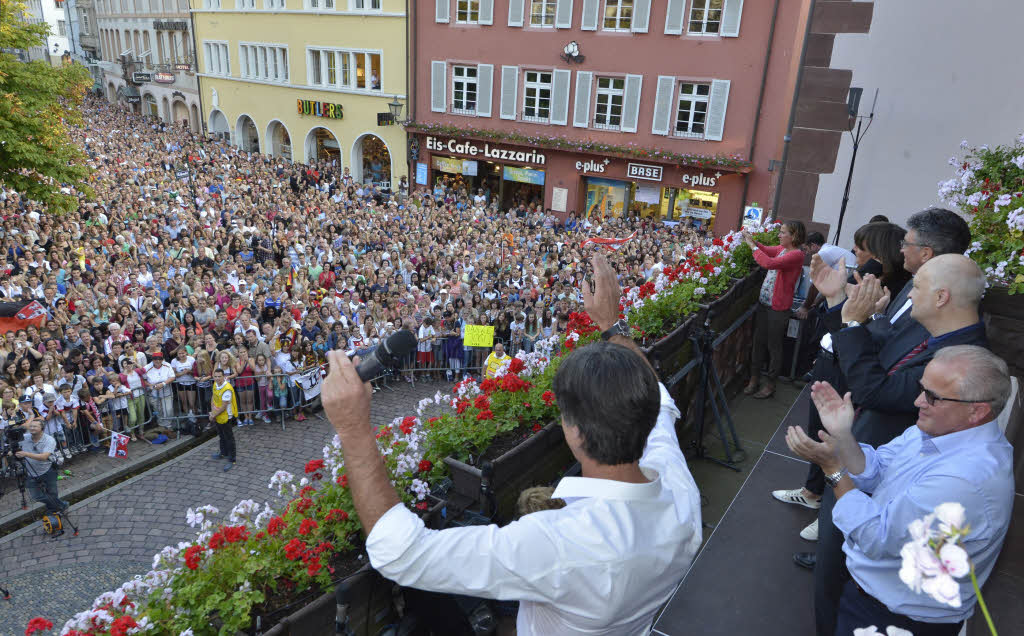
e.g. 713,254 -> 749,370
0,0 -> 94,213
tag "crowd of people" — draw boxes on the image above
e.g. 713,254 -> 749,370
0,95 -> 707,485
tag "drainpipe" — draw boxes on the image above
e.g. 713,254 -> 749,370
736,0 -> 781,230
770,0 -> 817,222
188,8 -> 206,135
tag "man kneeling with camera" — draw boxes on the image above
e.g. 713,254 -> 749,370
322,254 -> 702,635
16,419 -> 69,515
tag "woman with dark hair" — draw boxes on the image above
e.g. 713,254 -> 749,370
858,222 -> 912,296
742,220 -> 806,399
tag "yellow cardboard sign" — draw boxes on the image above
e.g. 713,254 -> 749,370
463,325 -> 495,348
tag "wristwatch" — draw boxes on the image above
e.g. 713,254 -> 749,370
601,319 -> 630,341
842,320 -> 862,329
870,312 -> 886,323
824,469 -> 846,488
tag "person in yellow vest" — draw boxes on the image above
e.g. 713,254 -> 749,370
484,342 -> 507,379
209,368 -> 238,472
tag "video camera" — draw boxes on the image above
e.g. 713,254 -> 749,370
4,427 -> 25,445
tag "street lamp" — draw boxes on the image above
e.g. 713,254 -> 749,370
387,97 -> 404,125
833,87 -> 878,244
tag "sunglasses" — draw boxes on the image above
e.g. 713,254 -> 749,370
918,382 -> 990,406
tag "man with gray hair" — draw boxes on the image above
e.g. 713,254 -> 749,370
787,345 -> 1013,635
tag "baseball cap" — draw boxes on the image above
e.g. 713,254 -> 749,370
43,392 -> 57,404
152,352 -> 164,358
19,395 -> 33,403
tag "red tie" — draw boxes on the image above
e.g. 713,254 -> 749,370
888,339 -> 929,375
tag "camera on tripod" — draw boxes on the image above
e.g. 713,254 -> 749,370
4,426 -> 25,445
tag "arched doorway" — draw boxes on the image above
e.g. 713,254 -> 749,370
304,126 -> 341,165
190,104 -> 200,133
162,96 -> 171,123
236,114 -> 260,152
172,100 -> 189,129
143,93 -> 158,119
351,133 -> 392,190
107,82 -> 116,103
209,109 -> 229,141
266,120 -> 293,161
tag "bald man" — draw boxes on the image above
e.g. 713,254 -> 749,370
811,254 -> 990,636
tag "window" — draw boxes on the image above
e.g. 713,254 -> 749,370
308,47 -> 380,91
203,41 -> 230,76
594,77 -> 624,130
57,20 -> 66,36
308,0 -> 334,8
523,70 -> 552,123
456,0 -> 479,23
237,0 -> 255,8
353,0 -> 381,9
265,0 -> 285,7
530,0 -> 554,27
452,65 -> 478,114
603,0 -> 632,30
203,0 -> 221,8
81,14 -> 90,34
688,0 -> 723,35
674,82 -> 710,138
240,44 -> 289,82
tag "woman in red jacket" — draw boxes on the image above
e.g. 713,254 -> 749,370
742,220 -> 806,399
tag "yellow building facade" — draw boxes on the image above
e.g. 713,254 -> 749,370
190,0 -> 407,188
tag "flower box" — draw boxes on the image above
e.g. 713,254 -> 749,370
443,421 -> 575,519
981,285 -> 1024,379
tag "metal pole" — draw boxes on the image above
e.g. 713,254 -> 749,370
833,118 -> 863,245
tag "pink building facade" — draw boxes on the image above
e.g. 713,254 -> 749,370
408,0 -> 815,233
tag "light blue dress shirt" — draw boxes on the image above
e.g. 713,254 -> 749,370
833,420 -> 1014,623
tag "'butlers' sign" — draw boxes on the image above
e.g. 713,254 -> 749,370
425,136 -> 546,165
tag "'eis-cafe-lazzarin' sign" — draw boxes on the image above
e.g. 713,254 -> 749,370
425,136 -> 546,165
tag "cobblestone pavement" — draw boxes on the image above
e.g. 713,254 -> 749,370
0,381 -> 444,635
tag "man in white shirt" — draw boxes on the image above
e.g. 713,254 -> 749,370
321,254 -> 702,635
145,353 -> 176,428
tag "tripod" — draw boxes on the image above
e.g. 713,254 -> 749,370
0,439 -> 29,510
688,324 -> 745,472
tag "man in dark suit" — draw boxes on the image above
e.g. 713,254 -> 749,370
810,254 -> 988,636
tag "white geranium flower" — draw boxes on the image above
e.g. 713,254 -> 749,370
934,502 -> 966,534
938,543 -> 970,578
922,571 -> 962,608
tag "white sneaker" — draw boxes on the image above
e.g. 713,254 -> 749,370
800,518 -> 819,541
771,488 -> 822,510
55,453 -> 65,466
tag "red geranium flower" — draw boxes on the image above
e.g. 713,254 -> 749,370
532,423 -> 543,433
109,616 -> 138,636
479,378 -> 499,394
427,416 -> 441,426
222,525 -> 250,544
336,473 -> 349,487
306,557 -> 323,576
476,409 -> 494,421
208,532 -> 226,550
473,395 -> 490,410
299,485 -> 316,498
304,459 -> 324,474
294,497 -> 313,514
418,459 -> 433,473
25,617 -> 53,636
507,358 -> 525,374
415,501 -> 429,511
184,545 -> 204,570
284,538 -> 307,561
541,390 -> 555,406
456,400 -> 469,414
267,516 -> 287,536
299,518 -> 319,536
400,416 -> 417,435
326,508 -> 349,522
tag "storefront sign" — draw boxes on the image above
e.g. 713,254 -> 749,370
297,99 -> 344,119
575,158 -> 610,174
426,136 -> 545,165
684,207 -> 714,220
153,72 -> 175,84
503,166 -> 545,185
153,20 -> 188,30
627,163 -> 663,181
125,95 -> 141,104
415,162 -> 428,186
432,156 -> 478,176
174,62 -> 192,71
131,72 -> 152,83
635,184 -> 661,204
682,171 -> 721,188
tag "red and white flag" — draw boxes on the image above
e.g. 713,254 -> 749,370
581,230 -> 638,252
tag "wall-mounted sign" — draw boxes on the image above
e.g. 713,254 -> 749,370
415,162 -> 428,186
297,99 -> 343,119
682,171 -> 722,188
575,158 -> 609,174
125,95 -> 141,104
153,72 -> 175,84
742,204 -> 764,230
174,62 -> 191,71
432,156 -> 478,176
153,20 -> 188,30
503,166 -> 545,185
551,187 -> 568,212
425,136 -> 546,165
627,163 -> 663,181
131,72 -> 152,83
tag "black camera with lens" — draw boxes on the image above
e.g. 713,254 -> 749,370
4,427 -> 25,445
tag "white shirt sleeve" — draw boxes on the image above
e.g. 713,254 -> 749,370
366,503 -> 569,604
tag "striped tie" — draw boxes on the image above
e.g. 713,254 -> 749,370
888,339 -> 929,376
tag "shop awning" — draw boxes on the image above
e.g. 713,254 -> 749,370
117,84 -> 141,103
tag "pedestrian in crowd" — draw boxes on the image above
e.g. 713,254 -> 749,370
145,352 -> 175,429
209,367 -> 237,472
17,419 -> 69,515
484,342 -> 507,379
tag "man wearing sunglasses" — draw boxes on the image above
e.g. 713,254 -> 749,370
787,345 -> 1013,636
